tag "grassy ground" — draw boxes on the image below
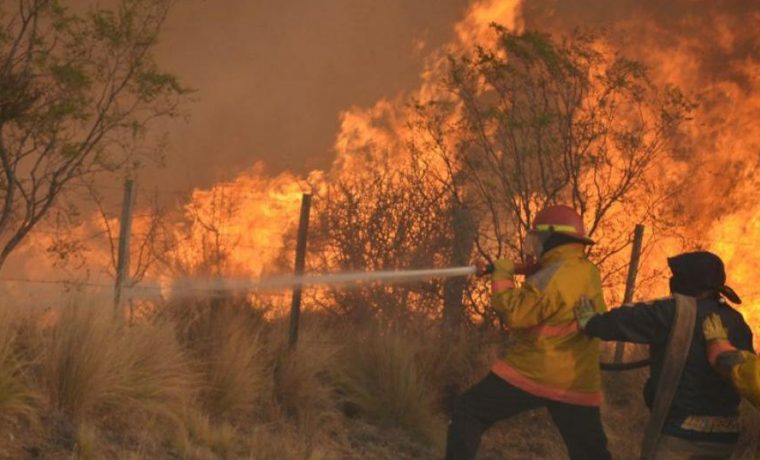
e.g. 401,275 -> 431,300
0,298 -> 755,459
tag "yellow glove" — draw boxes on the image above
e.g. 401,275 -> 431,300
703,313 -> 742,374
703,313 -> 729,343
491,258 -> 515,281
574,296 -> 597,330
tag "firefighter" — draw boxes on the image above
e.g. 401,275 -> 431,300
702,313 -> 760,459
445,205 -> 612,460
575,251 -> 753,459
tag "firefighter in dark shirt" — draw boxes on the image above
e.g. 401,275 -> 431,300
575,251 -> 753,459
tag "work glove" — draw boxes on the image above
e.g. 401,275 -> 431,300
474,258 -> 541,277
491,258 -> 515,281
702,313 -> 744,376
574,296 -> 597,330
702,313 -> 729,343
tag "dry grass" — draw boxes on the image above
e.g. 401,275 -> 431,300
336,325 -> 445,447
271,316 -> 343,434
248,424 -> 334,460
175,299 -> 270,419
0,297 -> 755,459
39,303 -> 197,456
0,310 -> 37,419
0,306 -> 41,458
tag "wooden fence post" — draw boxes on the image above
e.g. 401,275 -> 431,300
613,224 -> 645,363
114,178 -> 135,312
288,193 -> 312,348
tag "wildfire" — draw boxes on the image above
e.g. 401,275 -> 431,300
166,164 -> 321,278
9,0 -> 760,344
612,4 -> 760,336
454,0 -> 523,45
193,0 -> 760,338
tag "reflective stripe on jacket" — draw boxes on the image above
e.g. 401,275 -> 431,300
490,243 -> 606,406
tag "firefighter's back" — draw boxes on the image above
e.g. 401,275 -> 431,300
492,243 -> 605,406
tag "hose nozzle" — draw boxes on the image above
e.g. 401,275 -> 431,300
474,258 -> 540,277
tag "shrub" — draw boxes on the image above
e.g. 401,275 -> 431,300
336,325 -> 444,447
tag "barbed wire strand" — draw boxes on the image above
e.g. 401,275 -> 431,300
2,276 -> 760,302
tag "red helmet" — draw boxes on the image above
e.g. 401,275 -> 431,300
530,205 -> 594,244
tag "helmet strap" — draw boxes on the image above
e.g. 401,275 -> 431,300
541,232 -> 585,255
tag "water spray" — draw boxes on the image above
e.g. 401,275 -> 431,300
120,260 -> 545,299
127,265 -> 483,298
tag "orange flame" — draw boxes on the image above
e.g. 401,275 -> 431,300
10,0 -> 760,345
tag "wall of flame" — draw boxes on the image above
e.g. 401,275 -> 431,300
8,0 -> 760,343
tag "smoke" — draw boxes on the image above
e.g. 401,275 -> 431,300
152,0 -> 760,224
515,0 -> 760,332
149,0 -> 471,189
10,1 -> 760,326
519,0 -> 760,222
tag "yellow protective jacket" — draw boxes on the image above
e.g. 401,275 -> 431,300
729,352 -> 760,407
732,355 -> 760,460
490,243 -> 607,406
707,346 -> 760,459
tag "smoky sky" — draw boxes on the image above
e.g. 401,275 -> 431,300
519,0 -> 760,221
520,0 -> 760,87
148,0 -> 469,190
114,0 -> 759,192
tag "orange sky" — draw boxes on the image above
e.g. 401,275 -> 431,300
146,0 -> 470,190
133,0 -> 759,196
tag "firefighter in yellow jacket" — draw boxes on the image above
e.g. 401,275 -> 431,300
703,313 -> 760,459
445,205 -> 611,460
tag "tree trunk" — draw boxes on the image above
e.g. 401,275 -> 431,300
443,198 -> 476,330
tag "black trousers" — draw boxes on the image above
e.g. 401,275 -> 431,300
445,373 -> 611,460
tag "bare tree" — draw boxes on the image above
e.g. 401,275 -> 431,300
414,28 -> 693,306
0,0 -> 186,271
308,154 -> 452,322
154,185 -> 244,278
44,182 -> 170,320
88,185 -> 166,286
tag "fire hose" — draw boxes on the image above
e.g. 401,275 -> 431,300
145,264 -> 651,371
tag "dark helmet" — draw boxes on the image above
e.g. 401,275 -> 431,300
667,251 -> 741,304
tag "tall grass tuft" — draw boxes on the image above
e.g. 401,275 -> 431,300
39,304 -> 197,450
0,306 -> 38,420
272,316 -> 342,431
41,305 -> 119,421
336,325 -> 444,447
162,297 -> 271,419
0,306 -> 41,457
